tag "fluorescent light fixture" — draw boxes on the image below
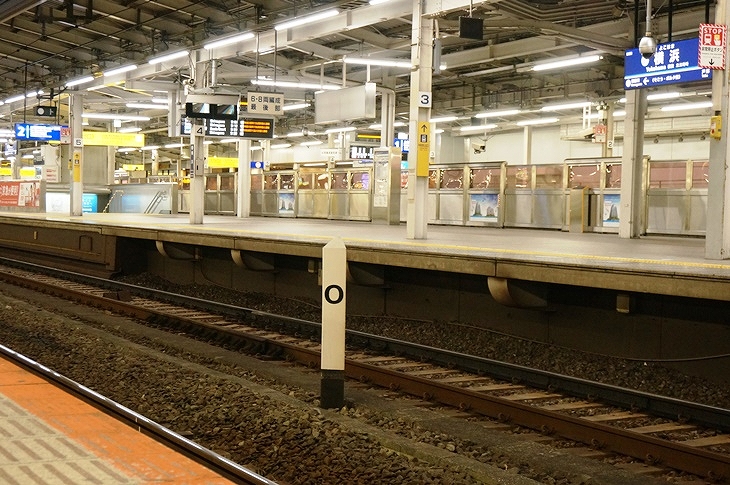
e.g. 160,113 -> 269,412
614,110 -> 626,117
475,109 -> 520,119
117,147 -> 138,153
540,101 -> 592,111
65,75 -> 95,88
300,140 -> 323,146
30,90 -> 43,97
647,92 -> 680,101
369,0 -> 391,4
344,57 -> 411,69
4,94 -> 25,103
151,97 -> 168,104
435,128 -> 444,134
251,79 -> 340,91
325,126 -> 356,134
271,143 -> 292,149
287,131 -> 305,137
219,138 -> 239,143
516,117 -> 559,126
103,64 -> 138,77
141,145 -> 160,151
164,143 -> 185,148
370,122 -> 406,129
250,146 -> 263,151
430,116 -> 457,123
21,154 -> 34,159
283,103 -> 311,111
83,113 -> 151,121
660,101 -> 713,112
532,54 -> 602,71
118,127 -> 141,133
148,50 -> 189,65
126,102 -> 169,110
459,123 -> 497,132
204,32 -> 254,50
274,9 -> 339,31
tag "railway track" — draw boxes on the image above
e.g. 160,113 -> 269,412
0,258 -> 729,481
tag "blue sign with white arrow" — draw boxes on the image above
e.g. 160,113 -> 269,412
14,123 -> 65,141
624,37 -> 712,90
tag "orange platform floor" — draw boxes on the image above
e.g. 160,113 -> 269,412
0,355 -> 236,484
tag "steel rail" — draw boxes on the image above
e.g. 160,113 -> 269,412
0,344 -> 278,485
1,258 -> 730,480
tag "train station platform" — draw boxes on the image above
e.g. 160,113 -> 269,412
0,211 -> 728,303
0,353 -> 235,484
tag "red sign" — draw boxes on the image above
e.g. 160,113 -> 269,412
699,23 -> 727,69
0,181 -> 41,208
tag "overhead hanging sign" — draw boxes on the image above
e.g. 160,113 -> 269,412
246,91 -> 284,116
699,23 -> 727,69
624,37 -> 711,89
14,123 -> 66,141
181,117 -> 275,139
83,131 -> 145,147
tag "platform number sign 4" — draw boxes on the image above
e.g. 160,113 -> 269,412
418,91 -> 432,108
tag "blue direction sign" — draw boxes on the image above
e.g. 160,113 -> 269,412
14,123 -> 65,141
624,37 -> 711,90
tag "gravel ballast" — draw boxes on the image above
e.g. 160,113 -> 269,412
0,278 -> 710,484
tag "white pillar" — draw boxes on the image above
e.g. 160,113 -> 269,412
522,126 -> 533,164
320,237 -> 347,409
619,88 -> 647,239
706,0 -> 730,259
406,0 -> 433,239
189,119 -> 205,224
69,93 -> 84,216
237,139 -> 252,218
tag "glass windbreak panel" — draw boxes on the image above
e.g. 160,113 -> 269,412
280,173 -> 295,190
298,173 -> 313,189
205,176 -> 219,190
441,169 -> 464,189
470,168 -> 500,189
649,161 -> 686,189
251,173 -> 263,191
534,165 -> 563,188
331,172 -> 348,190
401,170 -> 408,189
352,171 -> 370,190
691,160 -> 709,189
568,164 -> 600,188
605,164 -> 621,188
219,175 -> 234,190
315,171 -> 329,189
506,166 -> 531,188
264,174 -> 278,190
428,169 -> 439,189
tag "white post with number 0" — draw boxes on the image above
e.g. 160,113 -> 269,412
320,237 -> 346,409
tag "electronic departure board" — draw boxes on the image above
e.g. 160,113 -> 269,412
181,117 -> 275,139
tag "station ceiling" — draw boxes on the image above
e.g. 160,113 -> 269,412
0,0 -> 715,147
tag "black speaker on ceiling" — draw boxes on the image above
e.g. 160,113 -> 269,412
459,16 -> 483,40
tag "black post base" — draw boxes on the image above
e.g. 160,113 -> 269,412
320,369 -> 344,409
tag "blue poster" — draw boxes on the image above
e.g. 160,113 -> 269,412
278,193 -> 295,214
625,38 -> 711,89
469,193 -> 499,221
603,194 -> 620,227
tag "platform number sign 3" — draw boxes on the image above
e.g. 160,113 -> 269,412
419,91 -> 432,108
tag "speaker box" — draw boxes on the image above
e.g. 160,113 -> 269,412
459,16 -> 483,40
